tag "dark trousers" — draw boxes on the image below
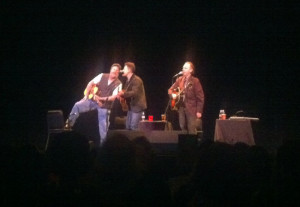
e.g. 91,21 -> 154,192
178,107 -> 197,134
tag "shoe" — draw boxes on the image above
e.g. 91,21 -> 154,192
64,119 -> 72,130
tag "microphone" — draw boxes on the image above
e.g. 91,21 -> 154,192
173,71 -> 183,78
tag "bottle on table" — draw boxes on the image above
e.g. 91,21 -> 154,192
219,109 -> 226,120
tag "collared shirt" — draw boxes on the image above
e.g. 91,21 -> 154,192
92,73 -> 122,95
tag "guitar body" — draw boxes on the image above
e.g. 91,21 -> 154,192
170,82 -> 192,111
84,84 -> 99,99
170,89 -> 182,111
171,98 -> 177,109
119,90 -> 129,112
84,84 -> 103,106
170,92 -> 180,110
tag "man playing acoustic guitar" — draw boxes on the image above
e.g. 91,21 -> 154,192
65,63 -> 122,146
168,61 -> 204,134
117,62 -> 147,130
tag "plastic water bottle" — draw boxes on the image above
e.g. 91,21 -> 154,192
142,112 -> 145,121
219,109 -> 226,120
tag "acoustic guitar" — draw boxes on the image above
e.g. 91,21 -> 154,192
170,82 -> 192,111
170,87 -> 182,111
84,84 -> 98,99
119,80 -> 132,112
84,84 -> 104,107
119,89 -> 129,112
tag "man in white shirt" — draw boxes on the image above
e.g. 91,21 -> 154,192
65,63 -> 122,145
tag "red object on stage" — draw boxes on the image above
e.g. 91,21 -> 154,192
148,115 -> 153,121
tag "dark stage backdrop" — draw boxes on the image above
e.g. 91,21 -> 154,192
2,1 -> 298,145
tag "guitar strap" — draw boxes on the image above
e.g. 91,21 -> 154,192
179,77 -> 185,90
119,76 -> 134,111
123,75 -> 134,101
179,77 -> 192,104
124,75 -> 133,91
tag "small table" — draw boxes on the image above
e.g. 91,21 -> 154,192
138,120 -> 172,131
214,119 -> 255,146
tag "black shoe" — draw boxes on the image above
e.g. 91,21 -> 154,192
64,119 -> 72,130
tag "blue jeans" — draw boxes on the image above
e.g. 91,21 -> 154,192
126,111 -> 142,130
68,99 -> 110,144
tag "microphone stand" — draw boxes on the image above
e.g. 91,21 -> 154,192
163,76 -> 179,131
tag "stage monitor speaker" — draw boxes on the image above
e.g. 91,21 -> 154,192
144,130 -> 182,144
73,110 -> 100,142
113,116 -> 126,129
107,130 -> 183,154
107,130 -> 197,145
138,121 -> 168,131
107,130 -> 145,141
107,130 -> 199,155
145,130 -> 183,155
178,134 -> 199,151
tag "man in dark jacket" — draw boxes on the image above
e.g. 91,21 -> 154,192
118,62 -> 147,130
168,61 -> 204,134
